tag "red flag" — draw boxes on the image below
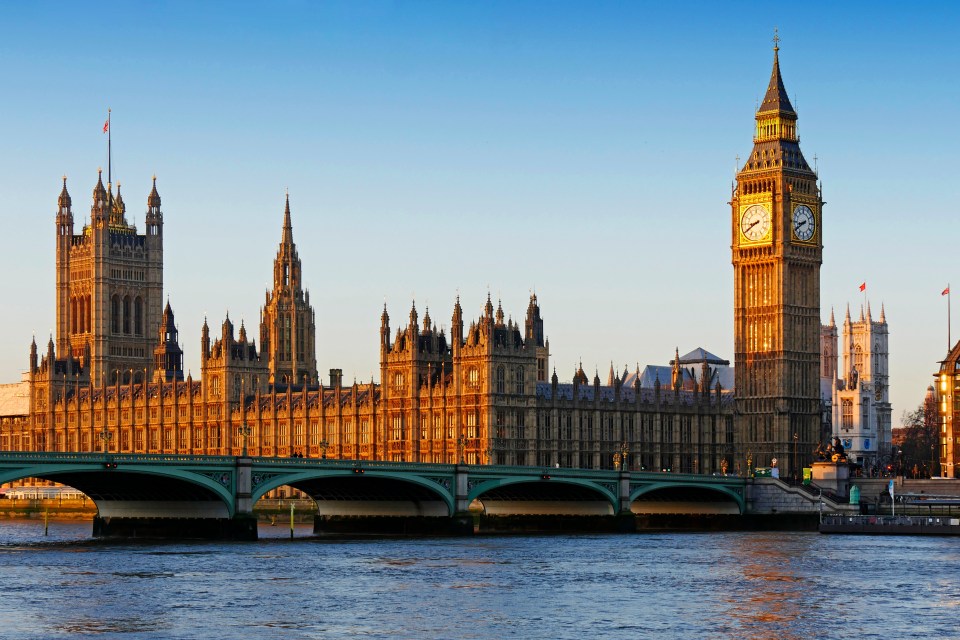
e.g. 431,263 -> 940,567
859,282 -> 866,292
943,286 -> 951,296
103,119 -> 109,133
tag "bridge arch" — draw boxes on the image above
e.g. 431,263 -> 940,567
630,482 -> 744,514
467,476 -> 618,516
0,463 -> 236,518
252,469 -> 456,517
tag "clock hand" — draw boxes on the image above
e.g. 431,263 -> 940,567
745,220 -> 759,232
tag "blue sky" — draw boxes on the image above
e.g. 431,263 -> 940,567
0,1 -> 957,422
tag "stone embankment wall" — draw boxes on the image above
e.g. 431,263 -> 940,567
746,478 -> 853,514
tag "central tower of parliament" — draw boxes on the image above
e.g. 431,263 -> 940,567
2,44 -> 822,477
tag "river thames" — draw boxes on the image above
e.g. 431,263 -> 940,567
0,520 -> 955,639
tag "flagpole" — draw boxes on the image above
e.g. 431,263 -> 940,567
107,108 -> 111,187
949,283 -> 952,351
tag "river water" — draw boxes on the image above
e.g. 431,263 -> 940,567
0,519 -> 955,639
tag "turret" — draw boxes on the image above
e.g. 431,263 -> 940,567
91,169 -> 108,225
260,193 -> 317,386
110,182 -> 126,227
671,347 -> 682,392
146,175 -> 163,237
524,293 -> 544,347
154,300 -> 184,382
222,314 -> 234,345
380,303 -> 391,352
55,177 -> 74,354
451,297 -> 463,355
422,307 -> 432,335
29,337 -> 38,373
201,317 -> 210,362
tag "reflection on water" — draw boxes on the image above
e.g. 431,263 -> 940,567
0,519 -> 956,639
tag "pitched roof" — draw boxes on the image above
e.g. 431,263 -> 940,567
759,48 -> 795,115
676,347 -> 730,366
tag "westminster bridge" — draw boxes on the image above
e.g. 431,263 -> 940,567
0,452 -> 843,539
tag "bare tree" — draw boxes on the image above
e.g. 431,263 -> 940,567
898,399 -> 939,478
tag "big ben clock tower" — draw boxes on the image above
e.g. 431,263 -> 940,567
731,38 -> 823,477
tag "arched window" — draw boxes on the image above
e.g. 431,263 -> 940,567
496,367 -> 505,394
122,295 -> 131,334
134,297 -> 143,336
467,367 -> 479,388
111,295 -> 121,334
516,367 -> 524,394
854,344 -> 864,374
85,295 -> 91,334
70,298 -> 78,334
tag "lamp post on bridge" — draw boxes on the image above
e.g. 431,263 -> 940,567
613,441 -> 629,471
456,433 -> 466,464
318,439 -> 329,460
97,428 -> 113,454
238,423 -> 252,457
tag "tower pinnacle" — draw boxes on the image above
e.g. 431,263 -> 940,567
282,191 -> 293,246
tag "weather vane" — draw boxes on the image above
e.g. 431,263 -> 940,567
773,27 -> 780,51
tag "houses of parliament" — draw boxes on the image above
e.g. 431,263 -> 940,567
1,45 -> 840,478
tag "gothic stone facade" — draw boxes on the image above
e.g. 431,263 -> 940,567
6,48 -> 847,476
731,44 -> 822,477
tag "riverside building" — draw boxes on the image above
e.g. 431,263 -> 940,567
1,43 -> 831,480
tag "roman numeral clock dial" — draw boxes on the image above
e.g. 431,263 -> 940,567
739,204 -> 771,242
792,204 -> 816,242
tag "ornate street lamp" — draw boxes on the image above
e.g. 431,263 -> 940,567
318,439 -> 329,460
456,434 -> 466,464
613,442 -> 629,470
793,432 -> 799,484
238,423 -> 252,457
97,429 -> 113,454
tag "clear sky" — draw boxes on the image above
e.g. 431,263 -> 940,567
0,1 -> 957,424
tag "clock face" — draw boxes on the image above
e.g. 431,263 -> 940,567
740,204 -> 771,242
792,204 -> 816,241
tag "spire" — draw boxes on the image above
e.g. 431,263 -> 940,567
92,169 -> 107,207
845,303 -> 851,324
829,307 -> 836,327
495,299 -> 504,326
484,293 -> 494,320
114,182 -> 125,213
147,175 -> 161,209
759,30 -> 795,115
866,300 -> 872,322
58,176 -> 72,210
282,191 -> 293,246
880,303 -> 886,323
162,299 -> 175,331
422,306 -> 432,334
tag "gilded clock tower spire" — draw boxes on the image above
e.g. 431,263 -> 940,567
731,39 -> 823,478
